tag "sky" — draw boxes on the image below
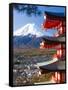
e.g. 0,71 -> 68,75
13,4 -> 65,36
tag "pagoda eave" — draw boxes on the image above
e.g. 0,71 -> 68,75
42,36 -> 65,44
45,11 -> 66,19
40,60 -> 65,71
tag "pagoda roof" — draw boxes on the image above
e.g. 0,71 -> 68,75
45,11 -> 65,18
40,60 -> 65,71
42,35 -> 65,43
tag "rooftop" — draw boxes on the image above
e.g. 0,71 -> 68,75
42,35 -> 65,43
40,60 -> 65,71
45,11 -> 66,18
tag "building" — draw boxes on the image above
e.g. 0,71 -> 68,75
40,11 -> 66,83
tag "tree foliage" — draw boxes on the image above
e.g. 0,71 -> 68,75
13,4 -> 42,16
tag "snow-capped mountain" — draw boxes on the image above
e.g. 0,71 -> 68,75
13,23 -> 52,48
14,23 -> 51,37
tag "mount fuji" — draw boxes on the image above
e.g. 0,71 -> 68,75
14,23 -> 51,37
13,23 -> 51,48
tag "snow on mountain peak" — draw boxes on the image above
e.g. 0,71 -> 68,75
14,23 -> 50,37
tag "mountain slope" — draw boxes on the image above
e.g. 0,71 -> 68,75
13,23 -> 52,48
13,36 -> 42,48
14,23 -> 51,37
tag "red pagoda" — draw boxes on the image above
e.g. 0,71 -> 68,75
40,11 -> 66,83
